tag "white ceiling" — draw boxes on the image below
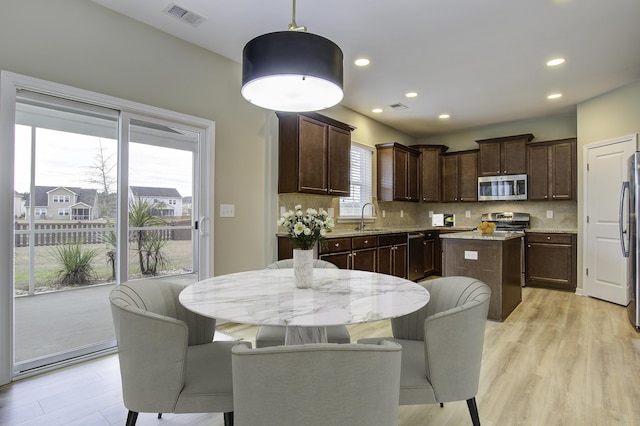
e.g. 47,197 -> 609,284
91,0 -> 640,138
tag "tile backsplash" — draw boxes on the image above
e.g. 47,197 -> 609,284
278,193 -> 577,232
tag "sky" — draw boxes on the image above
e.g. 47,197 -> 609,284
14,125 -> 193,197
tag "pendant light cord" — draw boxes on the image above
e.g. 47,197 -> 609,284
288,0 -> 307,32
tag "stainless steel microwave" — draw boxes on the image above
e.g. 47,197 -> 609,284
478,174 -> 527,201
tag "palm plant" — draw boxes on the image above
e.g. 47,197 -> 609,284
49,242 -> 99,286
128,198 -> 167,275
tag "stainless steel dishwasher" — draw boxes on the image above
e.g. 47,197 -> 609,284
407,232 -> 425,281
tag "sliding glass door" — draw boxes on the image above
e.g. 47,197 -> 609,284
1,74 -> 212,379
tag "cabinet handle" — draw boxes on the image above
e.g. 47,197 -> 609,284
352,252 -> 357,257
364,240 -> 368,244
528,244 -> 531,247
335,243 -> 340,248
544,195 -> 548,199
547,236 -> 551,240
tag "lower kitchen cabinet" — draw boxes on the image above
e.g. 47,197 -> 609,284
525,232 -> 577,291
378,233 -> 407,279
319,236 -> 377,272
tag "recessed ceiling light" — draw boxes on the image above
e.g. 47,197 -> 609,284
355,58 -> 371,67
405,92 -> 418,98
372,108 -> 383,113
438,113 -> 450,119
547,93 -> 563,100
546,58 -> 566,67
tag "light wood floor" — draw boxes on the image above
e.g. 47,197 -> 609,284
2,287 -> 640,425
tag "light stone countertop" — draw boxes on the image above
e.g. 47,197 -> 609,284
439,230 -> 525,241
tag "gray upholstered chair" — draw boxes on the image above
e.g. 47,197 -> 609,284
359,276 -> 491,426
109,279 -> 235,426
254,259 -> 351,347
231,341 -> 402,426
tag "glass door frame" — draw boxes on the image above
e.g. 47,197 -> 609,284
0,71 -> 214,384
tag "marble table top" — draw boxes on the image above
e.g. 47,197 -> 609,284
179,268 -> 430,327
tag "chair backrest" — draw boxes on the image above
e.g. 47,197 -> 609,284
232,341 -> 402,426
110,278 -> 216,345
392,276 -> 491,403
266,258 -> 338,269
109,279 -> 216,413
391,276 -> 490,342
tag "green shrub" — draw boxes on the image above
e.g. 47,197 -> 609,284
49,242 -> 99,286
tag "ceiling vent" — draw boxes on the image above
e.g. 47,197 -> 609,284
389,102 -> 408,111
165,3 -> 206,26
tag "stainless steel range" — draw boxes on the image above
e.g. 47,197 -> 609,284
481,212 -> 530,232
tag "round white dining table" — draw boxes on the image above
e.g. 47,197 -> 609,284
179,268 -> 430,345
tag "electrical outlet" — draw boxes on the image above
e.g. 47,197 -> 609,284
546,210 -> 553,219
280,206 -> 286,216
400,210 -> 404,218
220,204 -> 235,217
429,211 -> 433,217
327,208 -> 334,217
465,210 -> 471,218
382,210 -> 386,218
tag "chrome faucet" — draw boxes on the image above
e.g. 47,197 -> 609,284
359,202 -> 376,231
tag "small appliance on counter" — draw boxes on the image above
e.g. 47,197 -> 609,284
432,213 -> 455,227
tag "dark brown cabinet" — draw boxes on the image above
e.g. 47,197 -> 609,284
377,233 -> 407,278
527,138 -> 576,201
415,145 -> 449,202
423,231 -> 437,276
477,133 -> 533,176
441,149 -> 479,202
319,236 -> 377,272
525,233 -> 577,291
376,143 -> 420,202
277,112 -> 352,196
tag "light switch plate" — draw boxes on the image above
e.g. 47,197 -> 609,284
327,207 -> 334,217
547,210 -> 553,219
465,210 -> 471,218
220,204 -> 235,217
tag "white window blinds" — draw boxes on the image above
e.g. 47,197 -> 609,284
340,143 -> 373,217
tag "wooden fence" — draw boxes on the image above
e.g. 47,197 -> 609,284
14,220 -> 191,247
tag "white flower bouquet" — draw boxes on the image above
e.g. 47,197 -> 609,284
277,205 -> 335,250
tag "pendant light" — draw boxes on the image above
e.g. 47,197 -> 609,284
241,0 -> 344,112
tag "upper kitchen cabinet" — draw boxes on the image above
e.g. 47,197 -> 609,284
414,144 -> 449,202
441,149 -> 479,202
527,138 -> 576,201
376,143 -> 420,202
477,133 -> 534,176
277,112 -> 353,196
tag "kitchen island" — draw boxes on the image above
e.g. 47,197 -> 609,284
440,231 -> 523,321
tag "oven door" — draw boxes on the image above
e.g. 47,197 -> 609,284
478,174 -> 527,201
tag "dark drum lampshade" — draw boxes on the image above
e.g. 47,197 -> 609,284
241,31 -> 344,112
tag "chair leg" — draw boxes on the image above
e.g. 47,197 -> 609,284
466,397 -> 481,426
125,411 -> 138,426
440,403 -> 444,407
158,413 -> 162,419
224,411 -> 234,426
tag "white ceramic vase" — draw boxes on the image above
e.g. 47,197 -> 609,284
293,249 -> 314,289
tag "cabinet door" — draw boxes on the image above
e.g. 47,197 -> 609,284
502,139 -> 527,174
423,238 -> 435,276
550,141 -> 574,200
419,148 -> 440,202
377,246 -> 393,275
441,155 -> 459,202
458,151 -> 478,201
526,241 -> 574,290
392,244 -> 407,279
327,126 -> 351,196
352,248 -> 377,272
393,149 -> 408,200
298,116 -> 328,194
527,144 -> 549,200
478,142 -> 502,176
319,251 -> 350,269
407,151 -> 420,201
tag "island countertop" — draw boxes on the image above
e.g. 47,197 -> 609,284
439,230 -> 524,241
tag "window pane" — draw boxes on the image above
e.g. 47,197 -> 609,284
340,144 -> 373,216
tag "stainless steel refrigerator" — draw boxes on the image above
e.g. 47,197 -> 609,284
620,152 -> 640,330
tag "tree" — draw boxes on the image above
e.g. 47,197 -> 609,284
85,139 -> 116,218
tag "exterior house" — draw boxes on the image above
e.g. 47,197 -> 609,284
182,196 -> 192,217
129,186 -> 182,217
24,186 -> 98,220
13,191 -> 24,218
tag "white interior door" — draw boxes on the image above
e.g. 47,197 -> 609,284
585,135 -> 637,305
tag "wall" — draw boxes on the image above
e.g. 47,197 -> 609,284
576,80 -> 640,291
